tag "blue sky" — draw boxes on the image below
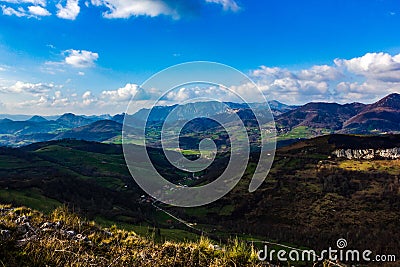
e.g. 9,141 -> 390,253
0,0 -> 400,115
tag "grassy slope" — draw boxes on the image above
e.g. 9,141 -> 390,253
1,136 -> 400,265
174,134 -> 400,257
0,188 -> 61,213
0,140 -> 205,245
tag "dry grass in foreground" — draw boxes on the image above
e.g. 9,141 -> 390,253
0,203 -> 270,267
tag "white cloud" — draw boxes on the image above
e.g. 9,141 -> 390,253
272,78 -> 328,94
1,5 -> 26,16
252,66 -> 294,80
0,81 -> 54,95
297,65 -> 342,82
56,0 -> 80,20
0,79 -> 146,114
252,65 -> 340,83
90,0 -> 240,19
90,0 -> 179,19
64,49 -> 99,68
78,71 -> 85,76
82,90 -> 92,98
101,83 -> 139,102
0,0 -> 46,6
165,87 -> 192,102
19,95 -> 49,107
164,85 -> 237,103
18,91 -> 70,108
335,80 -> 400,103
51,90 -> 70,106
28,5 -> 50,16
334,52 -> 400,82
81,90 -> 97,106
0,81 -> 69,110
205,0 -> 240,12
250,65 -> 333,103
1,3 -> 50,17
250,52 -> 400,104
12,87 -> 75,110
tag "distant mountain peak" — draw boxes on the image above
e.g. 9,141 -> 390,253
386,92 -> 400,98
28,115 -> 48,122
370,92 -> 400,109
339,93 -> 400,133
54,119 -> 123,142
58,112 -> 77,118
56,113 -> 94,128
0,118 -> 13,123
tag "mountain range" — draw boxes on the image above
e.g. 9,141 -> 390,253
0,93 -> 398,147
276,93 -> 400,134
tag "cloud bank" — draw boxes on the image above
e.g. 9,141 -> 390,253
249,52 -> 400,104
1,3 -> 50,17
1,0 -> 241,20
1,52 -> 399,115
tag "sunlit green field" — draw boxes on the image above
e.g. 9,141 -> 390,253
338,159 -> 400,175
277,126 -> 332,140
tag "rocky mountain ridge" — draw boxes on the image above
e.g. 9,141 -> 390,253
332,147 -> 400,159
